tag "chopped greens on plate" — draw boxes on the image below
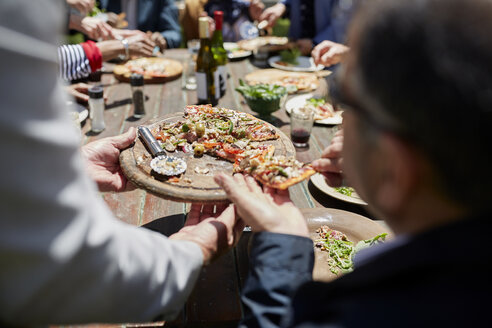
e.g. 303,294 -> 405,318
307,97 -> 326,107
334,186 -> 355,196
279,48 -> 301,65
315,225 -> 388,275
235,79 -> 287,100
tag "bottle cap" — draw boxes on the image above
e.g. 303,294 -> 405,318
214,11 -> 223,31
198,17 -> 211,39
130,73 -> 144,86
88,86 -> 104,99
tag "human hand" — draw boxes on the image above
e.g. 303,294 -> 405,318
127,34 -> 156,57
81,128 -> 136,192
65,83 -> 108,103
79,16 -> 115,40
312,129 -> 344,187
65,82 -> 91,103
296,39 -> 314,56
66,0 -> 94,16
311,40 -> 350,67
148,31 -> 167,50
249,0 -> 265,22
105,12 -> 119,27
170,204 -> 244,264
199,11 -> 215,34
214,173 -> 308,237
259,3 -> 286,28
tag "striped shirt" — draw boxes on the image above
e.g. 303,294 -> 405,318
58,43 -> 91,81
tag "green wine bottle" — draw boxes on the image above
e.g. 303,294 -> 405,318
196,17 -> 218,106
211,10 -> 228,100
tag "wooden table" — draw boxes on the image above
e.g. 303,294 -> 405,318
79,49 -> 372,327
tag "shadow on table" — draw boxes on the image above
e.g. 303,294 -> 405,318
142,214 -> 251,328
142,214 -> 185,237
105,97 -> 132,110
308,180 -> 376,220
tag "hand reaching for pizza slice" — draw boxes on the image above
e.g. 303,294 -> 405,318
214,173 -> 309,237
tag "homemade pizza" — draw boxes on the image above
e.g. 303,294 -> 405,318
152,105 -> 316,190
245,69 -> 319,94
113,57 -> 183,83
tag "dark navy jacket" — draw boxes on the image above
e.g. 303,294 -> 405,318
240,215 -> 492,327
99,0 -> 181,48
280,0 -> 356,45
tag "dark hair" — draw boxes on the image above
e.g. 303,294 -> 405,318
347,0 -> 492,211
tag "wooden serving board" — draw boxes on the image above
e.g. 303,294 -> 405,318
245,68 -> 320,94
119,112 -> 296,203
113,57 -> 183,84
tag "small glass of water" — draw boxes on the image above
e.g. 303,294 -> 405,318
183,39 -> 200,90
290,106 -> 314,148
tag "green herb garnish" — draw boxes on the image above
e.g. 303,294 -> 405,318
334,186 -> 355,196
307,97 -> 326,107
235,79 -> 287,100
279,48 -> 301,65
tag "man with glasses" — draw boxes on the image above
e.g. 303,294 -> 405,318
213,0 -> 492,326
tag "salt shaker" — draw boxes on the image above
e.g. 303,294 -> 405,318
131,73 -> 145,118
89,86 -> 105,133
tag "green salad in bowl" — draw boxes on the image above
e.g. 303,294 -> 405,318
235,79 -> 287,118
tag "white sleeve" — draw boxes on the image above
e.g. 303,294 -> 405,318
0,0 -> 203,325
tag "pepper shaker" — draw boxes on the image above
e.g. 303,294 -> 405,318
131,73 -> 145,118
89,86 -> 105,133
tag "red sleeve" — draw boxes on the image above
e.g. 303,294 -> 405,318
80,40 -> 102,72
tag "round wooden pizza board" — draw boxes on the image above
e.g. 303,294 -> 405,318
113,57 -> 183,84
119,112 -> 296,203
244,69 -> 320,94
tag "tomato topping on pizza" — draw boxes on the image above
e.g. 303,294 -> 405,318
151,105 -> 313,188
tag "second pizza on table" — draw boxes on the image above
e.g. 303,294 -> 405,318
245,69 -> 320,94
113,57 -> 183,84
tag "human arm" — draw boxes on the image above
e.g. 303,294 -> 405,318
58,43 -> 94,81
66,0 -> 94,16
311,40 -> 349,67
0,1 -> 239,323
155,0 -> 182,49
57,36 -> 154,82
213,174 -> 314,328
96,34 -> 155,61
312,129 -> 344,187
69,15 -> 115,40
249,0 -> 265,22
259,1 -> 288,29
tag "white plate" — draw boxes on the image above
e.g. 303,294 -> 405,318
224,42 -> 252,60
66,100 -> 88,123
285,93 -> 343,125
269,55 -> 324,72
310,173 -> 368,206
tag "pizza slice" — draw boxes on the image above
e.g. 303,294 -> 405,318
303,98 -> 335,120
236,155 -> 316,190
